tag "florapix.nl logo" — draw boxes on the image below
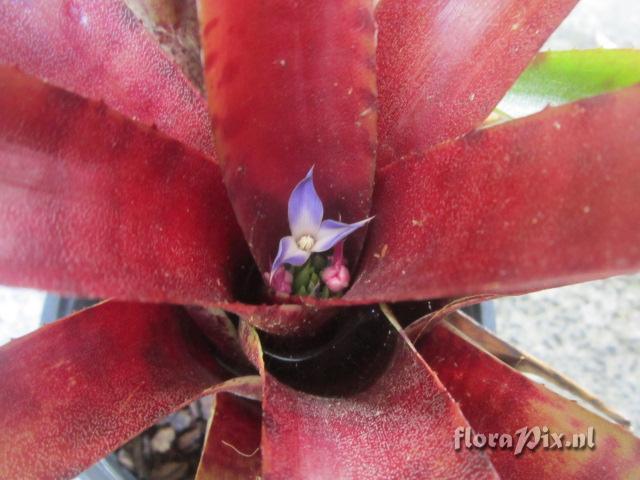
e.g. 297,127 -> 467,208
453,426 -> 596,456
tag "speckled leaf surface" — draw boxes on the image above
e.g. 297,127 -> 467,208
416,322 -> 640,479
260,334 -> 499,479
224,301 -> 337,337
196,393 -> 262,480
0,67 -> 252,305
498,49 -> 640,118
0,0 -> 214,158
0,301 -> 227,480
348,87 -> 640,303
198,0 -> 376,272
186,307 -> 255,373
124,0 -> 204,90
376,0 -> 578,167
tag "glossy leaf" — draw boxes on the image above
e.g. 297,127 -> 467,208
349,87 -> 640,303
376,0 -> 578,167
199,0 -> 376,272
416,321 -> 640,479
498,49 -> 640,118
0,0 -> 214,158
196,393 -> 262,480
260,327 -> 499,479
0,67 -> 252,305
0,301 -> 226,480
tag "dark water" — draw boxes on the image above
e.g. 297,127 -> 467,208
259,305 -> 401,397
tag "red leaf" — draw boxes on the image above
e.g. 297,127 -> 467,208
203,376 -> 263,403
225,302 -> 336,337
260,332 -> 499,479
0,67 -> 252,305
199,0 -> 377,272
124,0 -> 204,90
187,307 -> 255,373
196,393 -> 262,480
416,322 -> 640,479
0,0 -> 214,158
0,301 -> 226,480
404,295 -> 498,342
349,87 -> 640,303
376,0 -> 578,166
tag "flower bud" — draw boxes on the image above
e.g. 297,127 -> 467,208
321,263 -> 350,292
269,266 -> 293,296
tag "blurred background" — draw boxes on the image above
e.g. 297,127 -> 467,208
1,0 -> 639,437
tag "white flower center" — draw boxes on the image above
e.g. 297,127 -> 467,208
297,234 -> 315,252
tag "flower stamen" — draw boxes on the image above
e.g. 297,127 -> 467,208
297,234 -> 315,251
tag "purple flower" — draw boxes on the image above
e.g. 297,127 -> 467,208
269,167 -> 372,280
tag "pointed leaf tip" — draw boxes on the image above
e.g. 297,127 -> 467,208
350,87 -> 640,302
0,0 -> 214,158
199,0 -> 376,271
376,0 -> 579,166
0,302 -> 226,480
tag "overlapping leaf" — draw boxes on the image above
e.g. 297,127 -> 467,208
259,325 -> 499,479
0,67 -> 252,305
349,87 -> 640,302
195,393 -> 262,480
376,0 -> 578,167
0,0 -> 214,158
0,301 -> 226,479
416,319 -> 640,479
124,0 -> 205,90
0,2 -> 639,479
198,0 -> 377,272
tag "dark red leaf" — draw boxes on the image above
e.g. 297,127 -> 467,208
0,301 -> 226,480
0,67 -> 251,305
199,0 -> 377,272
196,393 -> 262,480
186,307 -> 255,373
260,332 -> 499,479
404,295 -> 498,341
203,376 -> 263,402
417,321 -> 640,479
228,295 -> 489,337
349,87 -> 640,302
376,0 -> 578,166
0,0 -> 213,158
225,302 -> 336,337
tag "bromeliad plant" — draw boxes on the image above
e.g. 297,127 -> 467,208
0,0 -> 640,479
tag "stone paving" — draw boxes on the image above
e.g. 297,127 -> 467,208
495,275 -> 640,430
